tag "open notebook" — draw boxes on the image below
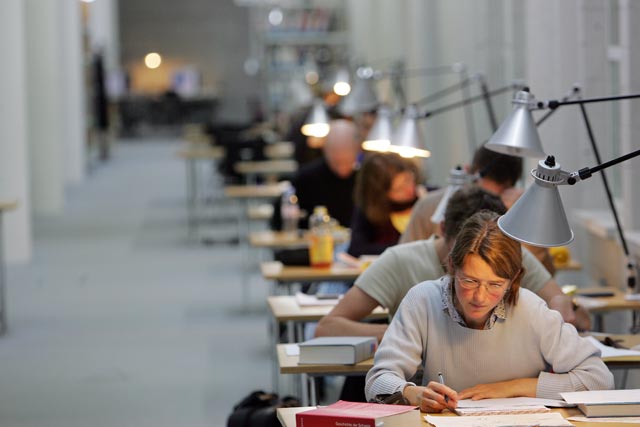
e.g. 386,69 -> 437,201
453,397 -> 570,416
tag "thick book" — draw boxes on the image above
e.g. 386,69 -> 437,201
298,336 -> 377,365
295,400 -> 419,427
561,389 -> 640,417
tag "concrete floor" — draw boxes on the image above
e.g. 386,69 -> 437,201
1,140 -> 273,427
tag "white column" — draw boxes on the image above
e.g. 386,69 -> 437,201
620,0 -> 640,230
0,0 -> 32,263
61,0 -> 87,184
24,0 -> 65,214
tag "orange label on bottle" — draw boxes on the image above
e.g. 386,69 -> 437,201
309,234 -> 334,268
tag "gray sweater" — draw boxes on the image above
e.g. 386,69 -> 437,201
365,277 -> 614,401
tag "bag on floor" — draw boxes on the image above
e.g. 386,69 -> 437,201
227,390 -> 300,427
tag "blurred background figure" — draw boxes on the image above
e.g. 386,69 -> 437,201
347,152 -> 425,257
271,118 -> 361,232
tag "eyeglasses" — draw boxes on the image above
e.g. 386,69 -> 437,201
455,273 -> 510,296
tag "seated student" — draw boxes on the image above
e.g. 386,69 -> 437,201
347,152 -> 425,257
271,119 -> 361,231
365,211 -> 614,411
315,186 -> 590,342
400,146 -> 557,276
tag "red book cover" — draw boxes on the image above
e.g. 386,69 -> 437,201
295,401 -> 419,427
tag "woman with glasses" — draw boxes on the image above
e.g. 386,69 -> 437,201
364,210 -> 613,413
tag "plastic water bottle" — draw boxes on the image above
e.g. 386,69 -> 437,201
281,187 -> 300,237
308,206 -> 334,268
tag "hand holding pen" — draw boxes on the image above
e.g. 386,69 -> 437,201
402,374 -> 458,413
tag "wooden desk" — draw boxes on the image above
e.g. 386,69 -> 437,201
234,159 -> 297,176
554,259 -> 582,271
0,201 -> 18,335
250,230 -> 350,250
247,204 -> 274,221
277,406 -> 634,427
276,333 -> 640,407
224,182 -> 289,199
268,295 -> 387,324
268,295 -> 387,403
261,261 -> 362,283
176,145 -> 226,236
574,287 -> 640,332
234,159 -> 297,184
268,295 -> 387,342
264,141 -> 294,159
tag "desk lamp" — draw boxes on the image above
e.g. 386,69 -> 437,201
301,99 -> 330,138
364,80 -> 523,159
361,104 -> 394,153
430,166 -> 474,224
332,67 -> 351,97
430,85 -> 581,227
338,68 -> 378,117
486,88 -> 640,293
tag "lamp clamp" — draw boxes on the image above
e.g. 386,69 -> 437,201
530,155 -> 573,188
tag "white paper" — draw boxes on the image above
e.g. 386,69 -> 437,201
567,415 -> 640,423
295,291 -> 341,306
425,412 -> 572,427
284,344 -> 299,356
625,293 -> 640,301
457,397 -> 571,408
584,336 -> 640,358
573,296 -> 607,310
561,389 -> 640,405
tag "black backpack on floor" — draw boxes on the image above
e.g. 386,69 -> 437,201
227,390 -> 300,427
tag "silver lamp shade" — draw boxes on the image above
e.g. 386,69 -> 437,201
485,90 -> 546,158
497,157 -> 574,247
430,166 -> 472,224
339,76 -> 378,116
332,67 -> 351,96
362,105 -> 394,153
301,100 -> 330,138
389,105 -> 430,158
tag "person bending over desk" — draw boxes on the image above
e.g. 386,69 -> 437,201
365,211 -> 613,412
315,186 -> 590,343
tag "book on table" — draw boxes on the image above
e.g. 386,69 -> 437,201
561,389 -> 640,417
295,400 -> 419,427
297,336 -> 377,365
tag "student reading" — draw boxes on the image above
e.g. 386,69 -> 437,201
364,211 -> 614,413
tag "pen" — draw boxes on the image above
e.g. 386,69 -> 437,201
438,372 -> 449,404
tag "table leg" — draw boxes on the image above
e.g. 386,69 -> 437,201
299,374 -> 309,406
631,310 -> 640,334
186,158 -> 197,237
286,320 -> 295,343
0,212 -> 5,335
308,376 -> 317,406
271,316 -> 279,393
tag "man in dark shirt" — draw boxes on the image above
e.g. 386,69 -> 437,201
272,119 -> 361,230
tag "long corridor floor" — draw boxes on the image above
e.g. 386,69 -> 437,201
1,140 -> 271,427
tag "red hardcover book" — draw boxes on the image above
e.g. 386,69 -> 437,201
296,400 -> 419,427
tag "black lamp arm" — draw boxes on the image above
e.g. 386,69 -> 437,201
411,75 -> 478,108
535,85 -> 581,126
542,93 -> 640,109
568,147 -> 640,183
420,84 -> 522,120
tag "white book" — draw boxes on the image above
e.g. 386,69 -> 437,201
561,389 -> 640,417
298,336 -> 377,365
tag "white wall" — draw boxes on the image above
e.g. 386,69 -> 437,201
348,0 -> 640,285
